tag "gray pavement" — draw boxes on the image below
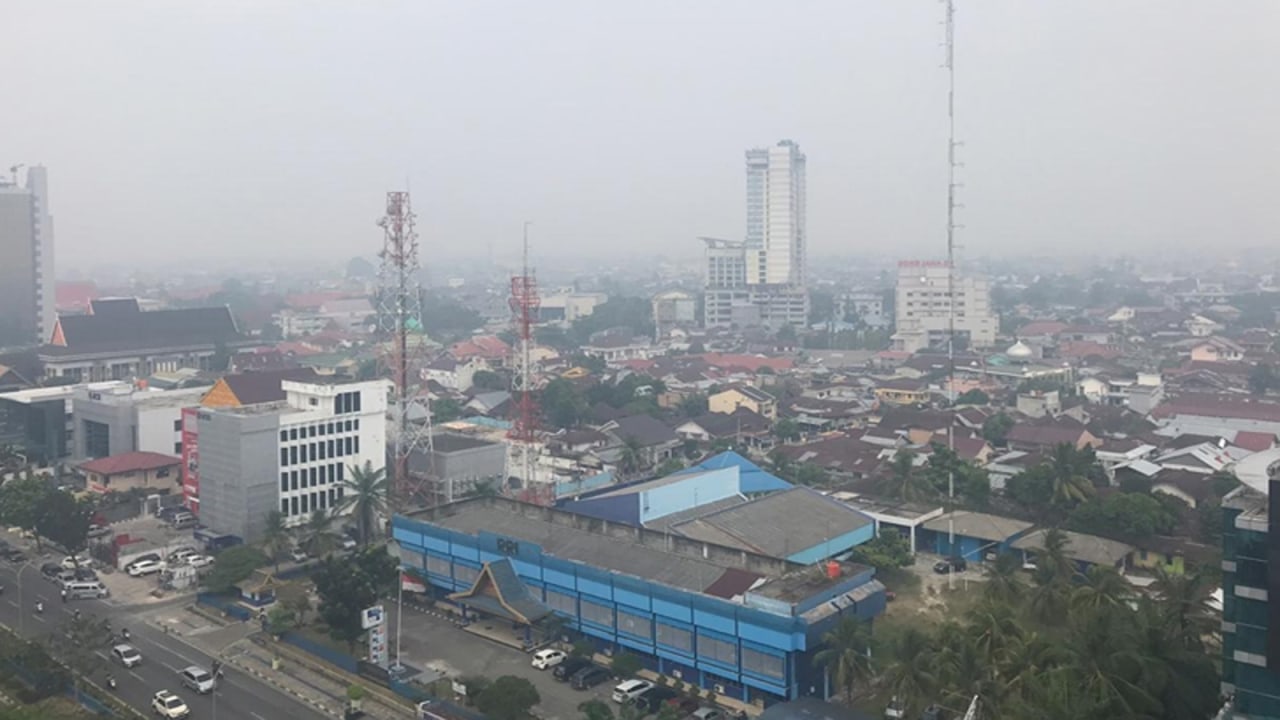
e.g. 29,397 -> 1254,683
390,600 -> 612,720
0,529 -> 332,720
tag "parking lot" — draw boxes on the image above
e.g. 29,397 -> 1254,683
393,605 -> 622,720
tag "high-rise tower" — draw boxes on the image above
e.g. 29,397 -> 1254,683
0,164 -> 55,346
702,141 -> 808,329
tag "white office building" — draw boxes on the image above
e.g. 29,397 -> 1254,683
195,378 -> 389,541
892,260 -> 998,353
704,141 -> 809,329
73,383 -> 211,460
0,165 -> 55,346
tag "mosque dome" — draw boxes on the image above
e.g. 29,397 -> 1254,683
1006,340 -> 1034,360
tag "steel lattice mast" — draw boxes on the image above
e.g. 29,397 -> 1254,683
505,222 -> 545,503
377,191 -> 434,504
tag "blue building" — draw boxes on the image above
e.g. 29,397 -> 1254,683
919,510 -> 1035,562
392,496 -> 887,706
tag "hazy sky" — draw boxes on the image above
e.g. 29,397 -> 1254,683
8,1 -> 1279,273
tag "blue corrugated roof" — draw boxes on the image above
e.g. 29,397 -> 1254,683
684,451 -> 793,495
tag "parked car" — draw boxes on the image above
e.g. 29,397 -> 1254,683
690,708 -> 725,720
127,560 -> 165,577
932,557 -> 967,574
612,679 -> 653,704
60,554 -> 90,570
40,563 -> 62,581
73,567 -> 98,581
186,555 -> 214,569
341,537 -> 358,551
1,549 -> 27,563
531,648 -> 566,670
88,524 -> 112,539
179,665 -> 216,694
553,656 -> 594,682
112,644 -> 142,668
571,665 -> 611,691
290,547 -> 309,563
151,690 -> 190,719
632,687 -> 679,714
168,548 -> 198,563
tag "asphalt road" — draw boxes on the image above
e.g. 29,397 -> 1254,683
0,553 -> 331,720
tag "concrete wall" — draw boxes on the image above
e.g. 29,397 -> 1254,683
639,466 -> 739,524
197,410 -> 279,542
434,441 -> 505,482
73,398 -> 133,459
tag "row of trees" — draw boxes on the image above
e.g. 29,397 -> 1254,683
818,530 -> 1220,720
0,472 -> 95,558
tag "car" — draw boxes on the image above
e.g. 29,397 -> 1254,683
40,562 -> 62,581
168,548 -> 198,563
88,524 -> 113,539
179,665 -> 216,694
61,554 -> 90,570
552,656 -> 594,681
1,549 -> 26,563
632,687 -> 679,714
151,690 -> 190,719
570,665 -> 611,690
932,557 -> 967,574
690,708 -> 724,720
112,644 -> 142,668
127,560 -> 165,577
186,555 -> 214,569
56,570 -> 78,587
531,648 -> 566,670
612,679 -> 654,704
290,547 -> 309,563
341,537 -> 358,551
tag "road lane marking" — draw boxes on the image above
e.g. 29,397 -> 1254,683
129,670 -> 143,681
4,600 -> 15,609
251,713 -> 267,720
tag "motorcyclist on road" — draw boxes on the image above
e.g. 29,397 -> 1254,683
106,674 -> 117,690
35,600 -> 43,613
121,627 -> 130,640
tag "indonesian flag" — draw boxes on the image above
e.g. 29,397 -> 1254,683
401,572 -> 427,594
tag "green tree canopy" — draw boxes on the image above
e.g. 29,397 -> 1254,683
474,675 -> 541,720
850,532 -> 913,572
955,389 -> 990,406
0,472 -> 51,533
34,490 -> 93,557
773,418 -> 801,442
202,545 -> 269,593
569,297 -> 656,344
472,370 -> 506,391
540,378 -> 587,429
313,546 -> 398,651
981,412 -> 1014,445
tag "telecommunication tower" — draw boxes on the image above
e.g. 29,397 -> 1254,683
376,191 -> 435,504
505,222 -> 547,504
943,0 -> 964,591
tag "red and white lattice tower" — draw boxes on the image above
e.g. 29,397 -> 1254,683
505,222 -> 547,504
376,191 -> 435,505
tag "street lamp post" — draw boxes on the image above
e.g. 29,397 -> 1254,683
16,556 -> 37,635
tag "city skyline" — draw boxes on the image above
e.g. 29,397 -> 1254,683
5,1 -> 1278,271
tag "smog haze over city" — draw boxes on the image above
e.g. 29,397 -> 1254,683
7,0 -> 1280,272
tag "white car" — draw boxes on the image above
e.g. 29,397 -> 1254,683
168,548 -> 198,563
112,644 -> 142,668
290,547 -> 308,563
179,665 -> 216,694
151,690 -> 190,719
186,555 -> 214,569
61,554 -> 90,570
127,559 -> 165,577
341,537 -> 358,551
531,648 -> 566,670
612,679 -> 653,703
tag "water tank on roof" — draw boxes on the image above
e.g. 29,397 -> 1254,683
826,560 -> 841,579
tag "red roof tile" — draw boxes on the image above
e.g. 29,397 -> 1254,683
79,451 -> 181,476
1234,431 -> 1278,453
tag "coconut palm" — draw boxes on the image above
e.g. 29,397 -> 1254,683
813,617 -> 872,703
302,508 -> 339,557
617,436 -> 646,477
1149,565 -> 1217,651
261,510 -> 290,572
964,600 -> 1022,664
1070,565 -> 1133,613
337,461 -> 389,545
882,451 -> 933,503
981,552 -> 1025,606
1048,443 -> 1094,506
877,626 -> 938,719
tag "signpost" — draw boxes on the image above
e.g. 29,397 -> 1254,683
362,605 -> 388,668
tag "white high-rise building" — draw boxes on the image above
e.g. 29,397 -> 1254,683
892,260 -> 998,353
0,165 -> 55,346
704,140 -> 809,329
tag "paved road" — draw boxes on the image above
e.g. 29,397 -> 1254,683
0,553 -> 332,720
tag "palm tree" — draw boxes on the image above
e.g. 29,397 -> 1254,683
882,451 -> 933,503
812,617 -> 872,703
981,553 -> 1025,606
338,461 -> 390,546
1048,443 -> 1094,506
1149,566 -> 1216,651
618,436 -> 646,477
302,509 -> 339,557
261,510 -> 289,572
1070,565 -> 1132,613
877,626 -> 938,719
964,600 -> 1022,664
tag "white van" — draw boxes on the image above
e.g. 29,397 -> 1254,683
611,679 -> 653,703
65,581 -> 109,599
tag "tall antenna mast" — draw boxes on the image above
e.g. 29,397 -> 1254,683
507,221 -> 545,503
377,191 -> 434,506
944,0 -> 963,591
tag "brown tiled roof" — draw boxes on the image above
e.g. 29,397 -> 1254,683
1005,423 -> 1086,447
703,567 -> 765,599
45,301 -> 241,356
1151,394 -> 1280,423
79,451 -> 181,476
